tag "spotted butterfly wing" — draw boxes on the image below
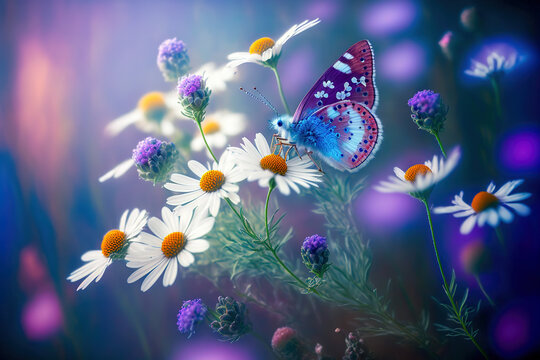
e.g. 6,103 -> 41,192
308,100 -> 382,172
292,40 -> 378,122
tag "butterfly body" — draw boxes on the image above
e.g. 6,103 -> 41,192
271,40 -> 382,172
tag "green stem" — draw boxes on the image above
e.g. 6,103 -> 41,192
423,199 -> 488,359
490,77 -> 503,118
271,66 -> 291,115
196,117 -> 218,163
474,274 -> 495,308
433,132 -> 447,158
263,182 -> 322,296
494,226 -> 505,247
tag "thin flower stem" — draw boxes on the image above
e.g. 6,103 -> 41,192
494,226 -> 505,247
433,132 -> 447,158
474,274 -> 495,308
490,77 -> 503,118
271,66 -> 291,115
263,182 -> 323,297
422,199 -> 489,359
196,116 -> 219,163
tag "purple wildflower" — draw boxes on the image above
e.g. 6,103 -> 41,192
157,38 -> 190,82
301,234 -> 330,276
176,299 -> 207,338
178,74 -> 202,97
408,90 -> 448,134
271,327 -> 312,360
132,137 -> 178,184
177,74 -> 211,120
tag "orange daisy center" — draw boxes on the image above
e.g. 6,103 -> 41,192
200,170 -> 226,192
202,119 -> 220,134
161,232 -> 185,258
471,191 -> 499,213
101,229 -> 126,257
404,164 -> 432,182
260,154 -> 288,176
249,37 -> 275,55
138,92 -> 167,121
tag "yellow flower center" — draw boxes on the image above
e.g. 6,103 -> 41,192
200,170 -> 226,192
101,229 -> 126,257
471,191 -> 499,213
202,119 -> 220,134
137,92 -> 167,122
161,232 -> 185,258
404,164 -> 432,182
260,154 -> 287,176
249,37 -> 275,55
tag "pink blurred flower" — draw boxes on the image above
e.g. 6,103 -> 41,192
22,289 -> 64,340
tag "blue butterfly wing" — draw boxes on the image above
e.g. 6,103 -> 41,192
309,100 -> 382,172
292,40 -> 378,123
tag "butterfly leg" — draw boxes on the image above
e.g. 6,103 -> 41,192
277,140 -> 302,160
306,151 -> 325,173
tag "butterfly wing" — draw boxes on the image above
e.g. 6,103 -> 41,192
309,100 -> 382,172
292,40 -> 378,123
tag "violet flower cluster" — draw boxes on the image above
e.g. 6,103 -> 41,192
132,137 -> 179,184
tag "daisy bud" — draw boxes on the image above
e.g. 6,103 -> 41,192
177,74 -> 211,121
271,327 -> 311,360
408,90 -> 448,135
343,332 -> 373,360
157,38 -> 190,82
210,296 -> 251,342
177,299 -> 207,338
132,137 -> 179,184
301,234 -> 330,277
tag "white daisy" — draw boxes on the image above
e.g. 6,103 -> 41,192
191,111 -> 247,154
125,207 -> 214,292
465,51 -> 517,79
67,209 -> 148,291
164,150 -> 245,217
197,62 -> 236,93
105,61 -> 235,138
229,133 -> 323,195
105,91 -> 187,137
433,179 -> 531,234
227,19 -> 320,68
375,147 -> 461,199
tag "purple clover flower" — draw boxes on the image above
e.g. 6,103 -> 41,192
408,90 -> 448,134
176,299 -> 207,338
157,38 -> 189,82
177,74 -> 211,120
132,137 -> 162,166
301,234 -> 329,276
178,74 -> 203,97
132,137 -> 178,184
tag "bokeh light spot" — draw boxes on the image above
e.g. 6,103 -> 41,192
379,41 -> 426,83
359,0 -> 418,37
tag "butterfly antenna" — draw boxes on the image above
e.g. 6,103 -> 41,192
239,87 -> 279,116
252,87 -> 279,116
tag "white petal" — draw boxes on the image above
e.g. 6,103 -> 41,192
99,159 -> 134,182
506,203 -> 531,216
140,258 -> 169,292
486,208 -> 500,227
148,217 -> 168,239
498,206 -> 514,223
178,251 -> 195,267
460,215 -> 477,234
163,258 -> 178,287
185,239 -> 210,253
127,257 -> 163,283
501,192 -> 531,203
81,250 -> 103,262
105,109 -> 141,136
188,160 -> 208,178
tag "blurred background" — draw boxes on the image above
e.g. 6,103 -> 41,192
1,0 -> 539,359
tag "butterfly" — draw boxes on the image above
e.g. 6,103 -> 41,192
270,40 -> 382,172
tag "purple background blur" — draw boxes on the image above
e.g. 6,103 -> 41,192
1,0 -> 540,359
